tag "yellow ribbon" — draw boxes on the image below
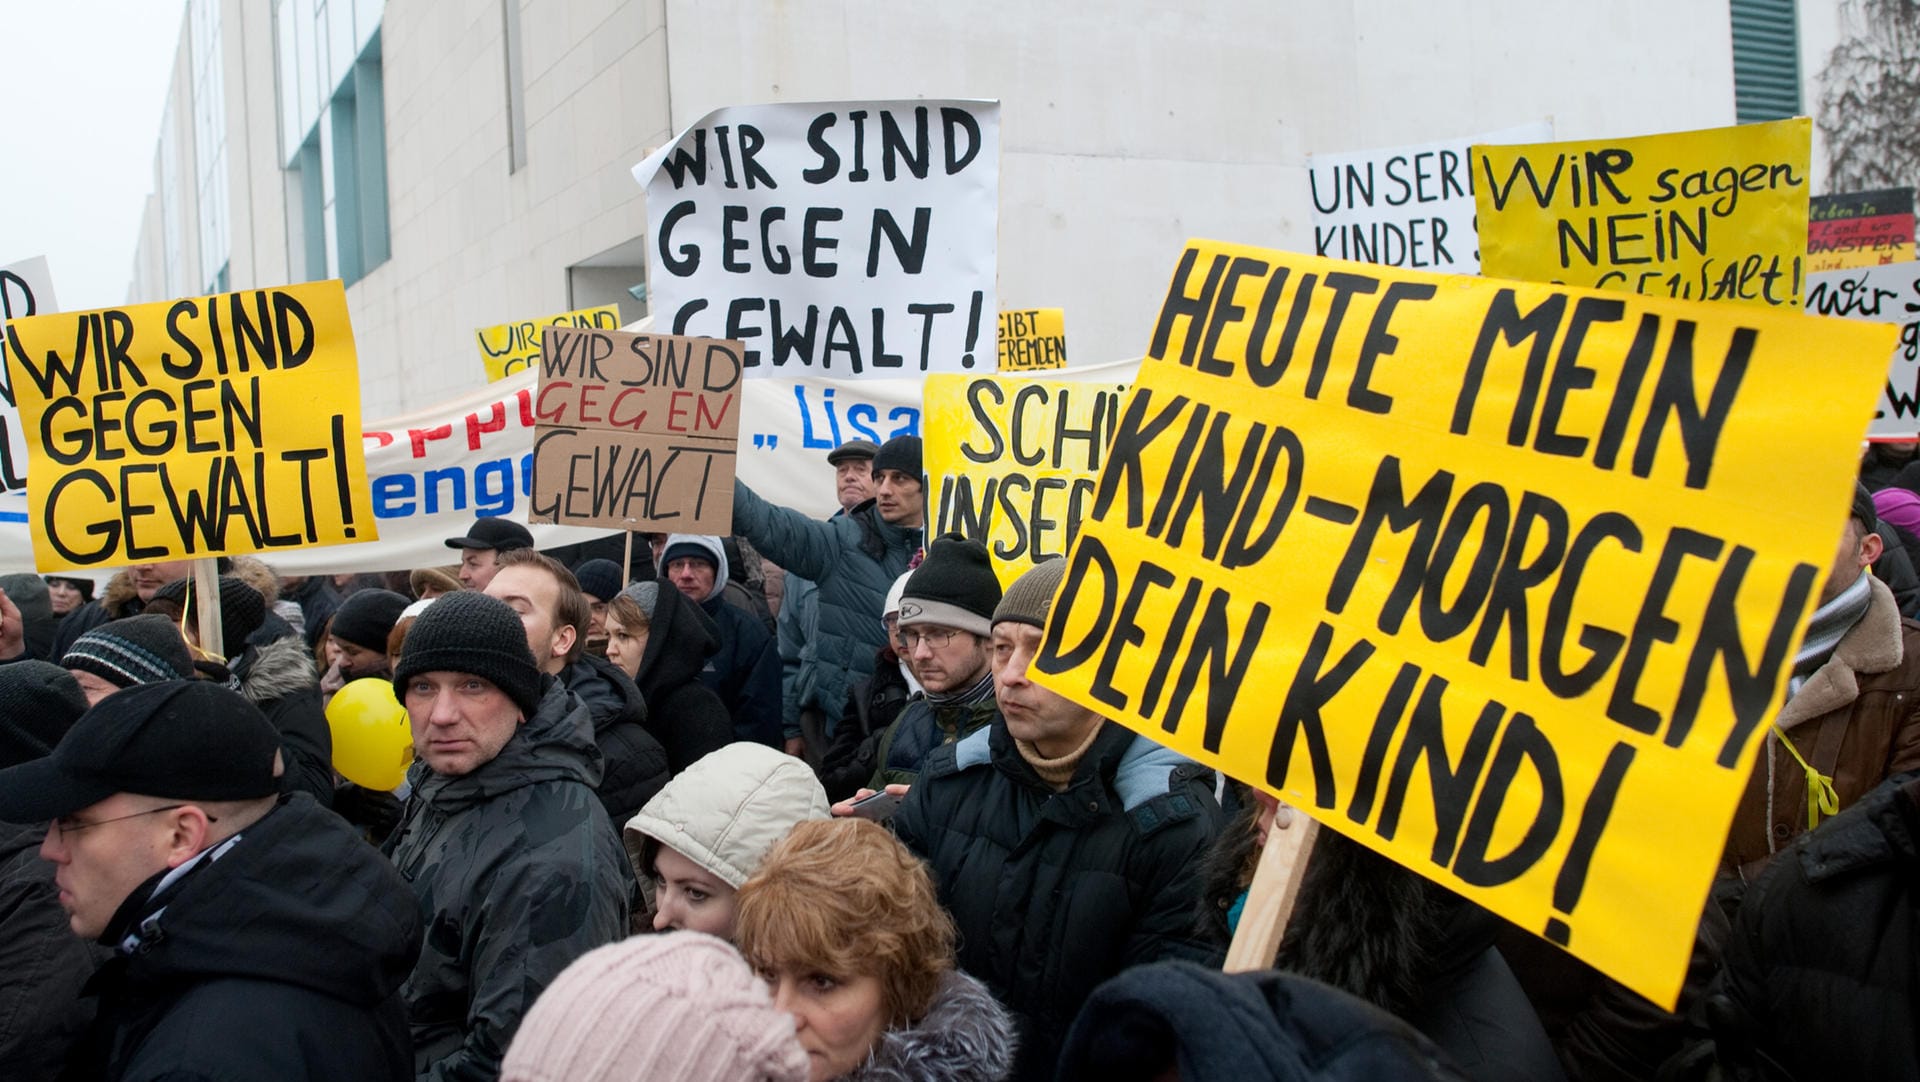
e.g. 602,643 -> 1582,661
1772,724 -> 1840,832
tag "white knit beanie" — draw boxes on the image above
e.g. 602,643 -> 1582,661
501,932 -> 807,1082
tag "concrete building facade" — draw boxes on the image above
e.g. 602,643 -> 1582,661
128,0 -> 1837,420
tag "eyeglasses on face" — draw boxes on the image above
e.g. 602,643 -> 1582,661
899,626 -> 962,650
51,804 -> 217,838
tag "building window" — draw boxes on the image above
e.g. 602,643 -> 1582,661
191,0 -> 230,294
276,0 -> 388,285
331,35 -> 391,284
1731,0 -> 1802,122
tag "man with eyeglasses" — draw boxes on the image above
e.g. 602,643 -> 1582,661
864,534 -> 1003,789
0,679 -> 423,1081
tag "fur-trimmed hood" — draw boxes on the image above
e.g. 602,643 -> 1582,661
99,571 -> 142,619
232,633 -> 319,704
844,969 -> 1015,1082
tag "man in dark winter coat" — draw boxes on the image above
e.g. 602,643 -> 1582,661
488,549 -> 668,824
661,534 -> 783,746
0,679 -> 423,1082
385,591 -> 631,1081
780,437 -> 878,762
1055,961 -> 1466,1081
891,558 -> 1225,1080
733,434 -> 925,748
0,662 -> 105,1082
868,534 -> 1000,788
1694,770 -> 1920,1080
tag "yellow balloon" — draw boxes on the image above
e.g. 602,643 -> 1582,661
326,678 -> 414,791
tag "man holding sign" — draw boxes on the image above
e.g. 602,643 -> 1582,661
893,558 -> 1224,1081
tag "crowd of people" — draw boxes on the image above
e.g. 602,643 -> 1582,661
0,431 -> 1914,1081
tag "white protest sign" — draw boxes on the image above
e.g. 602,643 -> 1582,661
0,256 -> 58,492
633,100 -> 1001,378
1307,121 -> 1553,273
1807,262 -> 1920,437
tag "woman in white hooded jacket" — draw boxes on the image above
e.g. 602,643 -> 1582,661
625,742 -> 831,938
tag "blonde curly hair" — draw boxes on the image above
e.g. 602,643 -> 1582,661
734,818 -> 955,1027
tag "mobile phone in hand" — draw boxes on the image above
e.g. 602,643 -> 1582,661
846,790 -> 903,821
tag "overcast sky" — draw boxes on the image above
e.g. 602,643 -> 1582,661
2,0 -> 191,312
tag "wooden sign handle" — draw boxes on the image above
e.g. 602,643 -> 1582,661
622,530 -> 634,590
1223,813 -> 1320,973
191,557 -> 225,661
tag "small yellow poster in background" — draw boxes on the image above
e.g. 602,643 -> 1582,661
5,281 -> 378,571
997,308 -> 1068,370
1475,118 -> 1810,308
477,303 -> 622,382
1032,238 -> 1893,1008
924,372 -> 1130,587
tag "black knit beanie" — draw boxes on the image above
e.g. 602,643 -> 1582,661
64,615 -> 198,689
152,575 -> 267,646
899,533 -> 1001,637
392,591 -> 544,719
0,660 -> 89,769
993,556 -> 1068,629
329,589 -> 411,653
871,434 -> 922,480
573,559 -> 623,602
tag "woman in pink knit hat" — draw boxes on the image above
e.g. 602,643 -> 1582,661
500,932 -> 808,1082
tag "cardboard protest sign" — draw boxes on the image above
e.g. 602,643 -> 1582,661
527,326 -> 742,533
1808,189 -> 1915,273
476,304 -> 622,382
4,281 -> 378,571
997,309 -> 1068,371
1475,118 -> 1811,308
1307,121 -> 1552,274
633,100 -> 1000,377
1807,262 -> 1920,437
1031,238 -> 1895,1007
925,373 -> 1128,585
0,256 -> 58,492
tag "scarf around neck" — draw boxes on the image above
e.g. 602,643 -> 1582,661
1791,572 -> 1873,696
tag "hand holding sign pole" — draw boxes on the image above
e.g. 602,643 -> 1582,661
1032,239 -> 1895,1007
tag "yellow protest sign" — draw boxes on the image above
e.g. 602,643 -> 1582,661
998,309 -> 1068,370
1475,118 -> 1810,308
925,373 -> 1128,586
1032,239 -> 1895,1008
477,304 -> 622,382
5,281 -> 378,571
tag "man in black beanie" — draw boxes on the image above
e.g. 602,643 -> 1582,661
384,591 -> 630,1081
865,533 -> 1001,788
0,680 -> 423,1081
325,588 -> 411,683
730,433 -> 925,763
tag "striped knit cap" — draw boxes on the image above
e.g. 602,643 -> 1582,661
63,615 -> 197,689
